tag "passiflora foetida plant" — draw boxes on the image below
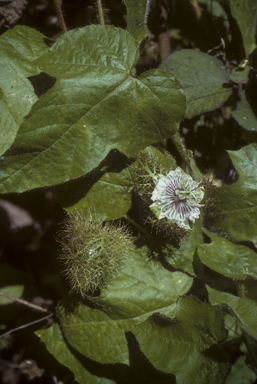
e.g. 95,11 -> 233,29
1,0 -> 257,383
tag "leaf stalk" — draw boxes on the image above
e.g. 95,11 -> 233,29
96,0 -> 105,25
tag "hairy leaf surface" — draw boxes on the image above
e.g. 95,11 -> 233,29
0,26 -> 51,156
132,296 -> 228,384
159,49 -> 231,119
198,230 -> 257,280
0,25 -> 185,193
58,247 -> 193,364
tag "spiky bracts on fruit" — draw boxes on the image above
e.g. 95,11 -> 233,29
58,213 -> 134,297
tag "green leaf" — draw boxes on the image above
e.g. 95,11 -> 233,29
229,67 -> 250,84
211,144 -> 257,242
0,25 -> 185,194
159,49 -> 232,119
56,166 -> 132,220
208,286 -> 257,340
0,285 -> 24,305
36,324 -> 115,384
58,246 -> 193,364
66,169 -> 131,219
224,355 -> 256,384
229,0 -> 257,58
166,217 -> 203,276
198,230 -> 257,280
132,296 -> 228,384
0,26 -> 52,156
232,90 -> 257,132
123,0 -> 148,45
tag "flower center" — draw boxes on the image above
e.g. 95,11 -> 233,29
175,187 -> 190,200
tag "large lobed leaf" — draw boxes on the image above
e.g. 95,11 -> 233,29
0,26 -> 52,156
132,296 -> 228,384
159,49 -> 232,119
198,230 -> 257,280
57,247 -> 193,365
211,144 -> 257,242
0,25 -> 185,194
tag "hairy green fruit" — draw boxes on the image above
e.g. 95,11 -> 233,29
58,213 -> 134,297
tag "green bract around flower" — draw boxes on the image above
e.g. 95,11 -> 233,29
150,167 -> 204,230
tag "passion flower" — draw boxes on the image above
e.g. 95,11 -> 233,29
150,167 -> 204,230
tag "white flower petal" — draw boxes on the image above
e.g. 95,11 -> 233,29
150,167 -> 204,229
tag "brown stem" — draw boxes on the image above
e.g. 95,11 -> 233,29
54,0 -> 67,33
158,2 -> 171,62
0,291 -> 49,313
0,313 -> 53,339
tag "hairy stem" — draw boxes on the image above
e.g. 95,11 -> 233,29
171,132 -> 202,181
54,0 -> 67,33
124,215 -> 151,237
0,291 -> 49,313
96,0 -> 105,25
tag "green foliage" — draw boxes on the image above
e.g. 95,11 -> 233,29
0,26 -> 52,156
211,144 -> 257,242
123,0 -> 148,45
0,285 -> 24,305
132,296 -> 228,384
208,286 -> 257,340
165,217 -> 203,276
228,0 -> 257,58
0,25 -> 185,194
57,247 -> 193,365
198,229 -> 257,280
1,0 -> 257,382
232,90 -> 257,132
36,324 -> 115,384
159,49 -> 232,119
224,355 -> 256,384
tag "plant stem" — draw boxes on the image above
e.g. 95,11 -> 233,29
240,282 -> 245,298
124,215 -> 151,237
171,132 -> 202,181
96,0 -> 105,25
0,313 -> 53,339
0,291 -> 49,313
55,0 -> 67,33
